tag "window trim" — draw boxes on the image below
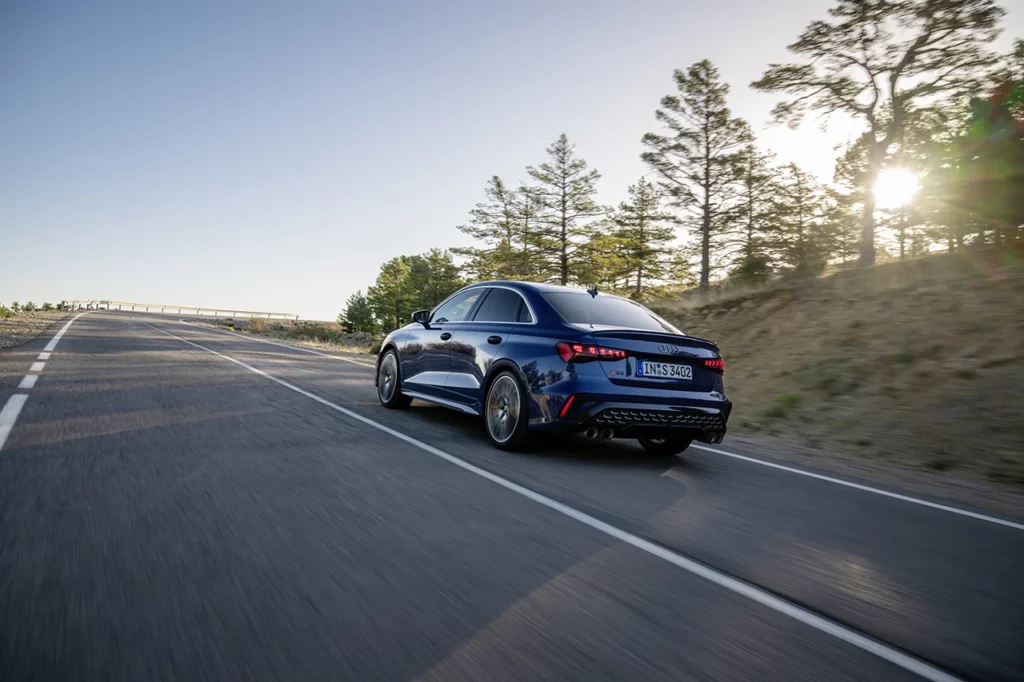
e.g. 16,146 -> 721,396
431,285 -> 537,326
429,288 -> 486,324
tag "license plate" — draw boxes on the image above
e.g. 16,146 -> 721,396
637,360 -> 692,380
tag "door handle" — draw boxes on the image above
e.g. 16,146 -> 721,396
440,332 -> 452,341
487,335 -> 502,345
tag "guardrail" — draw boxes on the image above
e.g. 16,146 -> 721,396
63,300 -> 300,320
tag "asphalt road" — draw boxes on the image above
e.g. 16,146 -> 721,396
0,312 -> 1021,681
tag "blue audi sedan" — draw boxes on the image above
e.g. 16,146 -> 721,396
375,281 -> 731,454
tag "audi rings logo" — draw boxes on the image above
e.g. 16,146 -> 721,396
658,344 -> 681,354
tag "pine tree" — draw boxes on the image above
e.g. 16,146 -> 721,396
611,178 -> 677,299
367,257 -> 414,332
338,290 -> 375,333
527,134 -> 604,285
407,249 -> 464,310
728,144 -> 778,283
577,227 -> 629,292
753,0 -> 1005,266
454,176 -> 519,281
366,250 -> 464,331
772,164 -> 834,274
642,60 -> 749,290
512,185 -> 545,280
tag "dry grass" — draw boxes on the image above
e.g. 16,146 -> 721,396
0,311 -> 70,349
652,251 -> 1024,489
192,317 -> 378,354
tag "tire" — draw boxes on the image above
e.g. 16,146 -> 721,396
377,349 -> 412,409
638,435 -> 692,457
484,371 -> 530,451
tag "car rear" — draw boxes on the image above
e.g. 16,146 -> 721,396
541,291 -> 731,444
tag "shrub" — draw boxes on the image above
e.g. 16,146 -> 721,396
249,316 -> 268,334
10,301 -> 20,313
288,321 -> 339,343
41,302 -> 54,311
22,301 -> 36,312
368,341 -> 382,356
777,392 -> 803,408
0,305 -> 13,319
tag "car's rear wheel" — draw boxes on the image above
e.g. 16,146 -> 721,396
484,371 -> 530,451
638,435 -> 692,456
377,350 -> 412,409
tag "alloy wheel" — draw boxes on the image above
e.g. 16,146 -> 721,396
486,375 -> 520,444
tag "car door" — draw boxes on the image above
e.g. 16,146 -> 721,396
400,288 -> 485,400
446,286 -> 529,407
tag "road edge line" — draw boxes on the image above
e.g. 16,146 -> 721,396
691,444 -> 1024,532
167,317 -> 1021,533
147,322 -> 963,682
175,319 -> 376,367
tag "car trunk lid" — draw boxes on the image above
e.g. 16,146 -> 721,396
581,328 -> 722,391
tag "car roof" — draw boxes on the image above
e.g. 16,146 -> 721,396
465,280 -> 600,295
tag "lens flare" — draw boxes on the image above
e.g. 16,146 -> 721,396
873,168 -> 920,210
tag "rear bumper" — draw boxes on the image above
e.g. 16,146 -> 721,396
578,401 -> 728,442
532,393 -> 731,443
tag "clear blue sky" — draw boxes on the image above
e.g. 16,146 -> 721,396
2,0 -> 1021,319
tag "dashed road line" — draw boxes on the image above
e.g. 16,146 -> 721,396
150,321 -> 962,682
0,395 -> 29,452
0,312 -> 87,452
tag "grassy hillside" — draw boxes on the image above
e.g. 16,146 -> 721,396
651,251 -> 1024,488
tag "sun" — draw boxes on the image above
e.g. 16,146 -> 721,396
873,168 -> 920,210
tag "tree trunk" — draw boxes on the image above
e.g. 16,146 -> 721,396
560,204 -> 569,285
860,145 -> 886,267
700,158 -> 711,289
560,239 -> 568,285
700,207 -> 711,290
899,213 -> 907,260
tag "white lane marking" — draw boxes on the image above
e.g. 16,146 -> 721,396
0,394 -> 29,452
43,312 -> 88,352
29,362 -> 45,372
18,375 -> 39,389
149,322 -> 961,682
176,319 -> 376,367
37,352 -> 51,360
186,323 -> 1020,533
692,445 -> 1024,533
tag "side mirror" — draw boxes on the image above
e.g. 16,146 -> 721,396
411,309 -> 430,326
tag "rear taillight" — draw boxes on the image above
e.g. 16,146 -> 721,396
703,358 -> 725,375
556,342 -> 628,362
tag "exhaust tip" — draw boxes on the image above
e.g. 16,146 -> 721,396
600,428 -> 615,440
583,427 -> 599,439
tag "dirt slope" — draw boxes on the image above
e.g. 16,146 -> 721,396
652,252 -> 1024,489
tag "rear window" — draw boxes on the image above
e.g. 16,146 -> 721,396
543,292 -> 681,333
